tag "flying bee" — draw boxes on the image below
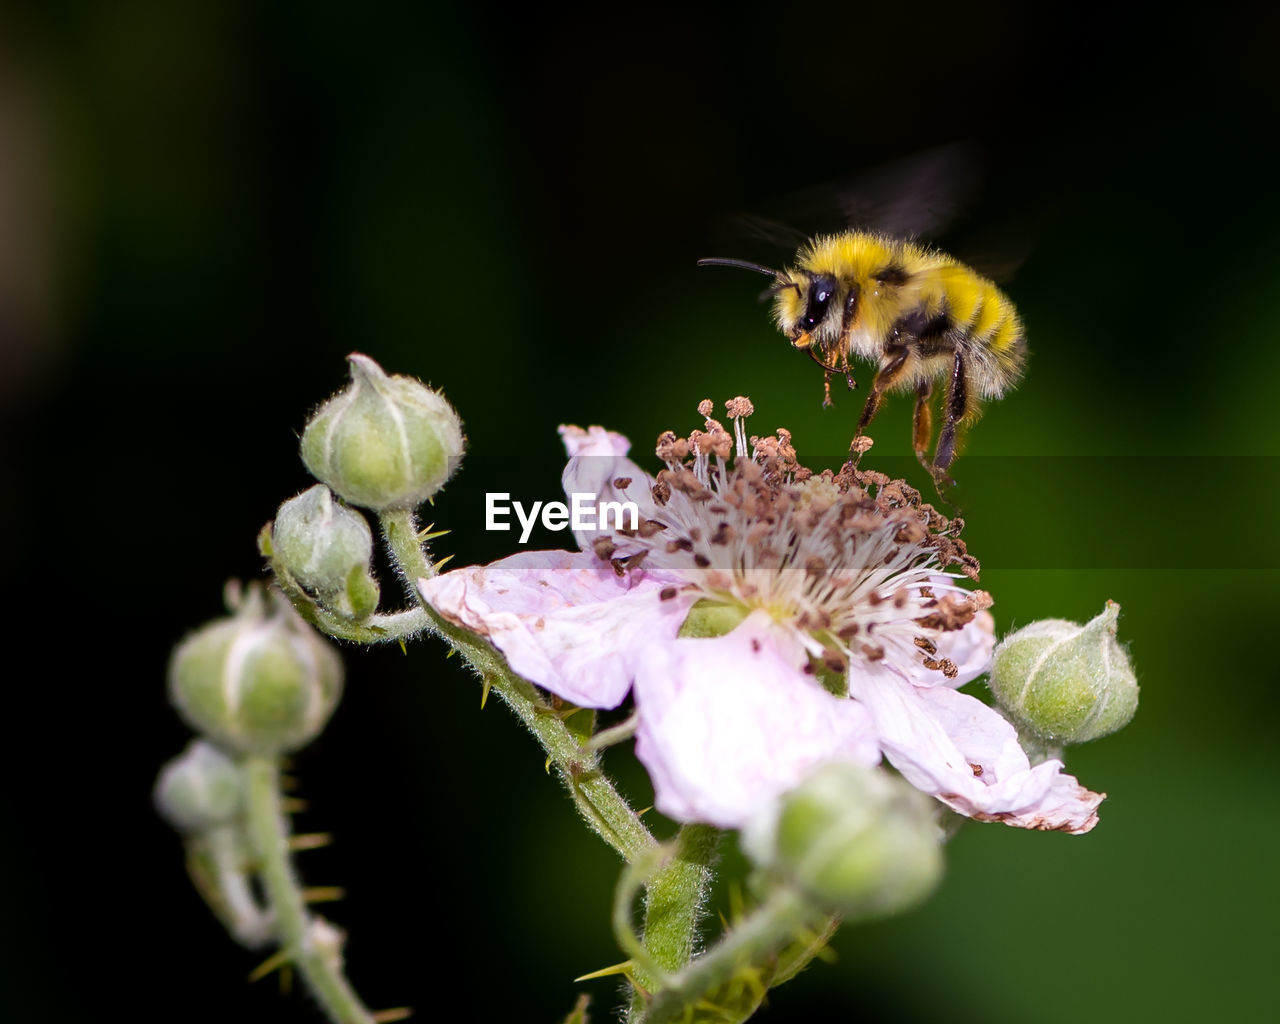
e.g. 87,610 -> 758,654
699,231 -> 1027,484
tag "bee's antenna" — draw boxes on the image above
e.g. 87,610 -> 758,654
697,257 -> 800,295
697,257 -> 782,277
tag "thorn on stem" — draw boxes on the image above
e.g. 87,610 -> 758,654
247,950 -> 290,983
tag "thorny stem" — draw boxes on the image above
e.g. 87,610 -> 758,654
626,825 -> 722,1020
380,508 -> 724,1010
376,508 -> 656,862
244,756 -> 375,1024
639,887 -> 817,1024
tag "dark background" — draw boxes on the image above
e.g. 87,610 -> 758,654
4,2 -> 1278,1021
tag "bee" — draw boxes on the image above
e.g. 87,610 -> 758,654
699,231 -> 1026,484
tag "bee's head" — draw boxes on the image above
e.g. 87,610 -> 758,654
773,270 -> 853,351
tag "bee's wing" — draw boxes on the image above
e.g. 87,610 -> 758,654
834,141 -> 984,242
710,141 -> 1035,281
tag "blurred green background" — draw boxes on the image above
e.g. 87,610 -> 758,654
4,2 -> 1278,1021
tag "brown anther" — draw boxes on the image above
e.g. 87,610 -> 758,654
750,637 -> 762,653
915,594 -> 979,631
892,589 -> 910,609
726,396 -> 754,418
613,476 -> 632,489
860,643 -> 886,661
822,648 -> 848,672
922,657 -> 942,671
693,553 -> 711,568
913,637 -> 938,655
969,762 -> 984,777
837,622 -> 860,638
592,537 -> 617,561
638,519 -> 667,538
710,522 -> 735,545
940,658 -> 958,679
804,556 -> 827,577
660,587 -> 679,601
655,430 -> 685,461
697,398 -> 714,418
665,537 -> 694,554
894,521 -> 928,544
651,479 -> 671,506
919,586 -> 935,599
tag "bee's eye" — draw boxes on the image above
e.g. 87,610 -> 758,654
803,275 -> 837,329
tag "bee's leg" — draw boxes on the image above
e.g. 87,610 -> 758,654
856,347 -> 909,436
932,350 -> 969,483
840,350 -> 856,392
913,378 -> 934,470
805,347 -> 852,408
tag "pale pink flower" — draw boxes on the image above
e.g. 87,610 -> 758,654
421,405 -> 1103,833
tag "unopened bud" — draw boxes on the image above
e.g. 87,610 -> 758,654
989,600 -> 1138,744
168,585 -> 343,755
748,761 -> 943,919
271,484 -> 379,620
154,740 -> 246,832
300,353 -> 464,510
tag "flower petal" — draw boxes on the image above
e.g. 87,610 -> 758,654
847,665 -> 1103,833
557,425 -> 667,558
902,608 -> 997,689
558,424 -> 632,459
633,613 -> 881,828
420,550 -> 693,709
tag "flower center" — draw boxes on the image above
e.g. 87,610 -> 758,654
593,399 -> 991,678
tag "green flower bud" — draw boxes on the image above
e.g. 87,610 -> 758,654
154,740 -> 246,832
753,762 -> 943,919
168,584 -> 343,756
271,484 -> 380,620
300,353 -> 464,510
989,600 -> 1138,744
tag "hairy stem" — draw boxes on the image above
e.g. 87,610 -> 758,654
244,756 -> 375,1024
640,888 -> 816,1024
626,825 -> 721,1019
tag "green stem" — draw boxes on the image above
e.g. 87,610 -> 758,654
640,888 -> 816,1024
271,557 -> 430,644
626,825 -> 721,1019
244,756 -> 375,1024
377,508 -> 655,862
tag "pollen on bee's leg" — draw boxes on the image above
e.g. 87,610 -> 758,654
793,331 -> 813,349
